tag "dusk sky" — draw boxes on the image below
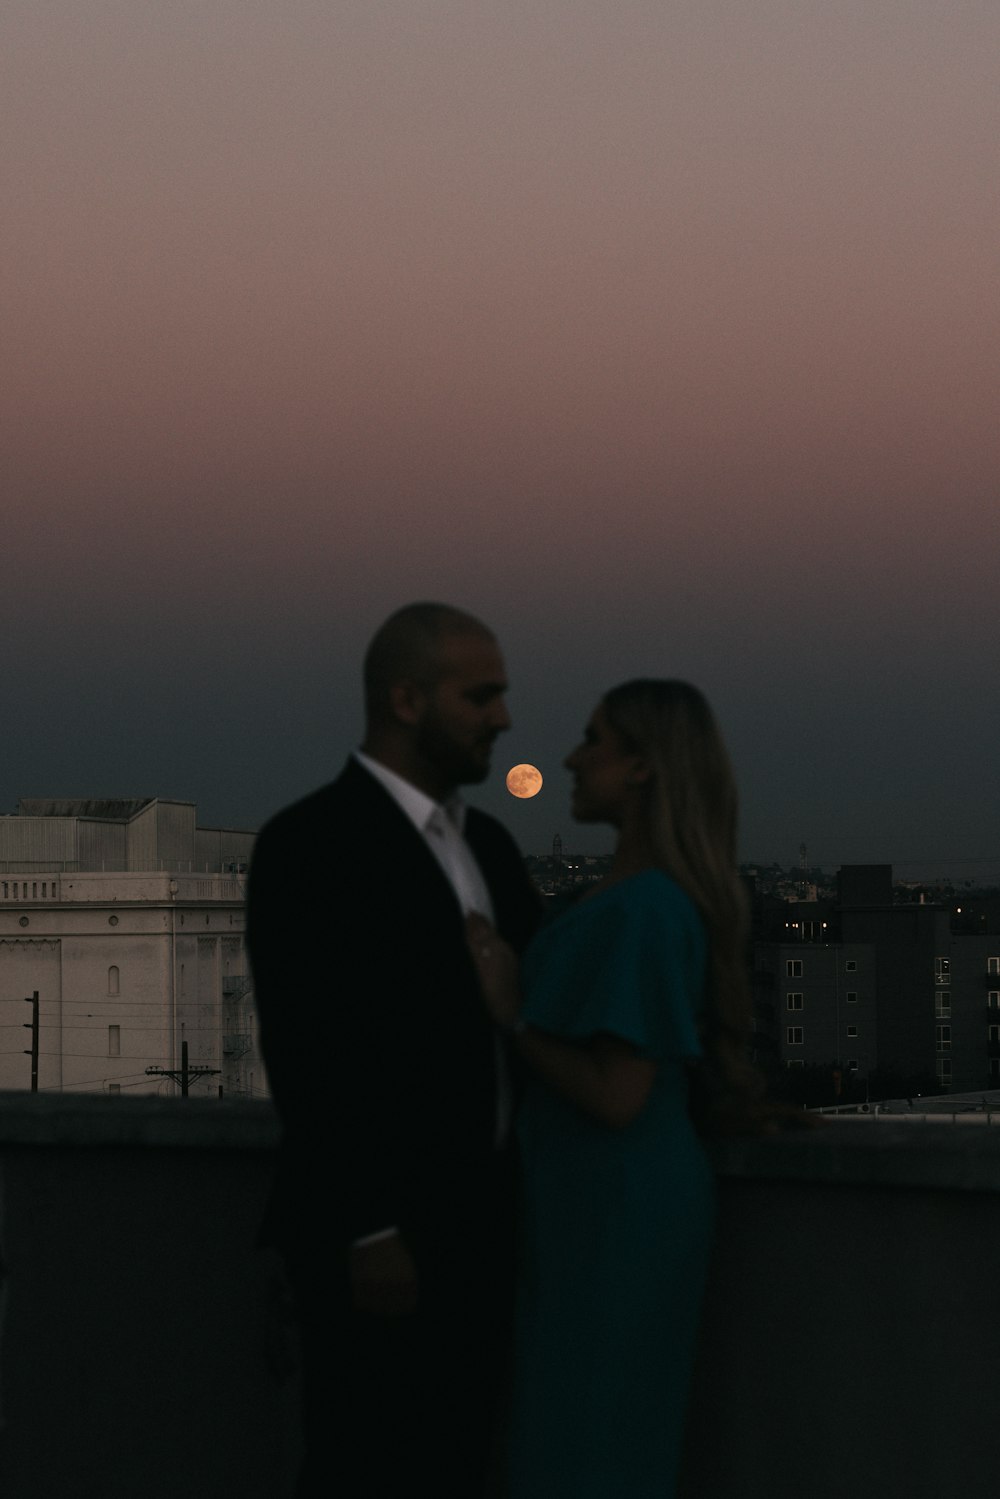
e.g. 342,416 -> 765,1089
4,1 -> 998,880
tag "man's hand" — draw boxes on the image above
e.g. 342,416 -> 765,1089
349,1233 -> 419,1319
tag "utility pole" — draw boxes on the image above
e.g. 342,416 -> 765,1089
23,991 -> 39,1092
146,1040 -> 220,1095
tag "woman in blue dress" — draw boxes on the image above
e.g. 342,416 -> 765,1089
468,679 -> 757,1499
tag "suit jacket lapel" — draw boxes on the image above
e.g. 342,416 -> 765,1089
342,758 -> 467,917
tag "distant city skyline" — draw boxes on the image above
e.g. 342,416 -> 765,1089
1,784 -> 995,888
4,1 -> 997,885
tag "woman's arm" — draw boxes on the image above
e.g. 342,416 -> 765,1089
465,913 -> 656,1129
516,1028 -> 656,1129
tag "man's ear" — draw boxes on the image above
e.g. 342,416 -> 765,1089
389,680 -> 425,727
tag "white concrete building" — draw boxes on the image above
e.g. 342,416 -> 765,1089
0,798 -> 263,1098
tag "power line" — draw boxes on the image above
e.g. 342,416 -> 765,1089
41,1073 -> 189,1092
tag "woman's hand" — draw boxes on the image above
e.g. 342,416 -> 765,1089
465,913 -> 522,1031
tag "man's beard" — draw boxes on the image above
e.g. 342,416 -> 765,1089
415,717 -> 495,787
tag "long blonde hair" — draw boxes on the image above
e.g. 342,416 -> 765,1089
602,679 -> 763,1134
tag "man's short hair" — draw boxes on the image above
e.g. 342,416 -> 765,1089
363,603 -> 494,720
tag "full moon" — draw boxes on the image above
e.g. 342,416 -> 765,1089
506,763 -> 543,799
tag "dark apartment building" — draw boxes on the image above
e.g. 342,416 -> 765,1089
750,865 -> 1000,1097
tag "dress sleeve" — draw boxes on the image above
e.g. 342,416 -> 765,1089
520,879 -> 706,1061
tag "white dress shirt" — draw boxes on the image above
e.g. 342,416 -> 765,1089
354,752 -> 495,921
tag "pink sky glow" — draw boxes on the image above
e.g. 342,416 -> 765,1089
3,0 -> 998,874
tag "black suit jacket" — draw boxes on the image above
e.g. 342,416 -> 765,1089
247,758 -> 540,1260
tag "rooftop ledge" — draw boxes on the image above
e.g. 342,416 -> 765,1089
711,1118 -> 1000,1195
0,1090 -> 280,1150
2,1091 -> 999,1195
2,1095 -> 997,1499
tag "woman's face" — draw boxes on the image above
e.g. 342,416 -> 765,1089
564,703 -> 644,825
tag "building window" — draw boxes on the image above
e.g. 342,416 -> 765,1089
936,993 -> 951,1018
935,957 -> 951,985
847,1026 -> 858,1038
937,1057 -> 952,1086
845,960 -> 857,972
786,993 -> 803,1011
108,1025 -> 120,1058
991,1059 -> 1000,1084
108,1083 -> 121,1096
989,992 -> 1000,1009
108,966 -> 119,997
786,960 -> 803,978
786,1026 -> 804,1046
935,1025 -> 951,1053
989,957 -> 1000,975
846,1058 -> 859,1072
846,991 -> 858,1004
989,1025 -> 1000,1043
786,1059 -> 805,1069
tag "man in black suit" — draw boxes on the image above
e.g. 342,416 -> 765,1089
247,603 -> 540,1498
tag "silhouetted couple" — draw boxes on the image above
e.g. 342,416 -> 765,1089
248,603 -> 756,1498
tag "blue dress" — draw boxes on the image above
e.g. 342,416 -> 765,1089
509,870 -> 716,1498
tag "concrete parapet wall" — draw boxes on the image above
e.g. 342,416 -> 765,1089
0,1095 -> 297,1499
682,1122 -> 1000,1499
0,1098 -> 996,1498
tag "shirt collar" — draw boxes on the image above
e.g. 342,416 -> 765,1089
354,751 -> 467,835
